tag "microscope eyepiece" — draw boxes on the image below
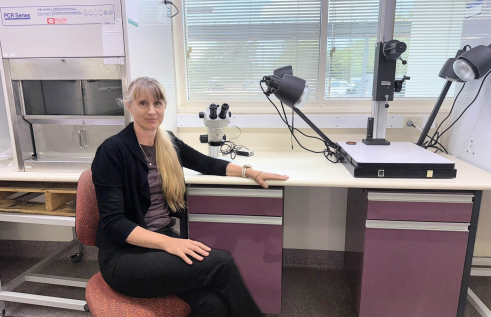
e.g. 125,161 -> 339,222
209,103 -> 218,119
219,103 -> 229,119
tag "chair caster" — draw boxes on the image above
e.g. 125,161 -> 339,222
70,252 -> 84,263
84,304 -> 90,312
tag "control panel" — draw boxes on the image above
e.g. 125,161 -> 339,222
1,5 -> 115,26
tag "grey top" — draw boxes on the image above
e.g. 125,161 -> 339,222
140,144 -> 171,231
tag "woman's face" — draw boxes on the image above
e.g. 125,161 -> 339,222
127,90 -> 166,132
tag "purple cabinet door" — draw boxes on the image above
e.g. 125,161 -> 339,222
359,227 -> 469,317
189,221 -> 283,314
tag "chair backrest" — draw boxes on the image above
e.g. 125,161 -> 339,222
76,169 -> 99,246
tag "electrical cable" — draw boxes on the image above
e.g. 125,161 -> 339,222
163,0 -> 179,18
260,80 -> 329,154
279,101 -> 294,149
260,80 -> 341,162
260,81 -> 324,143
429,71 -> 491,149
219,126 -> 252,159
291,104 -> 295,148
424,82 -> 466,150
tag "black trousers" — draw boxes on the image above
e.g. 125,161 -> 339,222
98,225 -> 262,317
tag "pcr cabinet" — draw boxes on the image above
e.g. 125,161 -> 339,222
186,185 -> 284,314
345,189 -> 479,317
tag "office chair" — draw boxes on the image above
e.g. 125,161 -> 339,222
76,169 -> 191,317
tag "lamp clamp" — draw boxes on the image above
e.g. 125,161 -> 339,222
394,75 -> 410,93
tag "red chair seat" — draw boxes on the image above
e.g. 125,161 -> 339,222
85,272 -> 191,317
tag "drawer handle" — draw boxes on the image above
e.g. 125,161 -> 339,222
189,214 -> 282,225
365,220 -> 469,232
367,192 -> 474,203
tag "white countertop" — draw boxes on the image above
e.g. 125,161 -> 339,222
1,150 -> 490,190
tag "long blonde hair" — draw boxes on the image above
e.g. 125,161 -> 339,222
124,77 -> 186,212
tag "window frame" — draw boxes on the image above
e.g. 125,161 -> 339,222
171,0 -> 456,115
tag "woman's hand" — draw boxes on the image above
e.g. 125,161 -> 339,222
162,237 -> 212,265
248,170 -> 289,189
225,164 -> 289,189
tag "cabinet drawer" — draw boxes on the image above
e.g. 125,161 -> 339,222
187,187 -> 283,217
367,191 -> 473,223
189,221 -> 282,314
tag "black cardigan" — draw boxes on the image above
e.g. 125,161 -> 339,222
91,122 -> 230,250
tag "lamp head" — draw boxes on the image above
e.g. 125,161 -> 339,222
453,45 -> 491,81
265,74 -> 310,109
439,57 -> 464,82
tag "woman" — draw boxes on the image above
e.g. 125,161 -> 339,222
91,77 -> 288,317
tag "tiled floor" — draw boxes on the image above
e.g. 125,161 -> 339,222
0,255 -> 489,317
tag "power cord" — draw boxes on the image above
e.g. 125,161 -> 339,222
423,82 -> 466,151
163,0 -> 179,18
425,70 -> 491,152
260,80 -> 342,163
219,126 -> 253,159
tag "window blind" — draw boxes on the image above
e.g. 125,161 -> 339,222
183,0 -> 322,101
325,0 -> 466,99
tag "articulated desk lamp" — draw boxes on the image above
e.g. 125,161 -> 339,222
418,44 -> 491,147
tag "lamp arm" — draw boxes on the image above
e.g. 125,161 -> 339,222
416,80 -> 452,147
292,107 -> 335,146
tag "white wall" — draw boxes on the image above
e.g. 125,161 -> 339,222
126,0 -> 178,132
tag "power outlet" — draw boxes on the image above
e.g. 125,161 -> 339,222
403,116 -> 423,129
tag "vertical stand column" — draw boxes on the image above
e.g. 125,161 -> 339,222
364,0 -> 396,145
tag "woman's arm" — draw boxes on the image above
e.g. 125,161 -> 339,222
170,132 -> 289,187
126,226 -> 211,265
92,143 -> 138,243
169,131 -> 229,176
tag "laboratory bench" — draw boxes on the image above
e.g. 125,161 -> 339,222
1,149 -> 491,316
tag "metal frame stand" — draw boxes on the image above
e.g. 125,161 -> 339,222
468,257 -> 491,316
364,0 -> 396,144
0,213 -> 89,316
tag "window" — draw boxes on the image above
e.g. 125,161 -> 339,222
177,0 -> 466,107
182,0 -> 322,101
326,0 -> 466,98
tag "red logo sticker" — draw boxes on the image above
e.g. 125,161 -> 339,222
47,18 -> 67,24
